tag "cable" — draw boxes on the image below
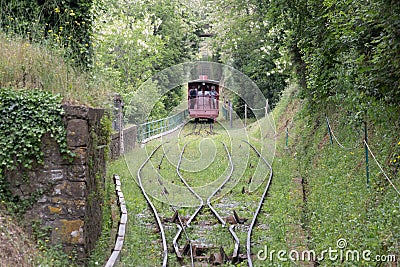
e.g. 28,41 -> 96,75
325,116 -> 363,150
250,106 -> 266,111
364,140 -> 400,197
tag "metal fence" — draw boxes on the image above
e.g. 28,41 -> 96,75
137,110 -> 188,142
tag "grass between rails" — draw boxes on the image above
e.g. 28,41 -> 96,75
103,90 -> 306,266
105,121 -> 263,266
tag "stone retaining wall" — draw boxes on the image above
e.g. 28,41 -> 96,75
5,104 -> 107,264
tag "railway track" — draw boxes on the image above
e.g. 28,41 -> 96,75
137,143 -> 168,267
173,141 -> 238,266
136,138 -> 274,266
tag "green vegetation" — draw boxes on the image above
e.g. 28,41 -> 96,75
0,88 -> 78,266
1,0 -> 97,68
92,0 -> 200,122
202,0 -> 400,123
1,0 -> 400,266
107,155 -> 160,266
266,86 -> 400,266
87,169 -> 119,267
0,33 -> 110,105
31,221 -> 79,266
105,84 -> 399,266
0,88 -> 72,206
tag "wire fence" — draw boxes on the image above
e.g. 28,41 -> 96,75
364,140 -> 400,196
284,115 -> 400,195
137,110 -> 188,142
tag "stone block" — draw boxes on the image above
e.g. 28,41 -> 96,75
120,213 -> 128,224
66,164 -> 86,181
51,197 -> 86,215
114,236 -> 124,251
105,250 -> 120,267
118,223 -> 126,237
52,181 -> 86,198
88,108 -> 105,128
53,219 -> 84,244
48,206 -> 62,215
50,169 -> 64,182
67,119 -> 89,147
62,105 -> 89,119
120,204 -> 127,214
69,147 -> 87,165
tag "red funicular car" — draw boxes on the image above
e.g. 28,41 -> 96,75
188,75 -> 220,122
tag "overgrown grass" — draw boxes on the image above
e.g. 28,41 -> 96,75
0,208 -> 80,267
0,33 -> 112,106
87,165 -> 119,267
246,83 -> 400,266
284,88 -> 400,266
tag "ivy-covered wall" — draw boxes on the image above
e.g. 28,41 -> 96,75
3,101 -> 109,263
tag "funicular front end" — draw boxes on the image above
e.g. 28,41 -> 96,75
188,76 -> 220,122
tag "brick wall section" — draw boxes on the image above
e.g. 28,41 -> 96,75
6,104 -> 107,264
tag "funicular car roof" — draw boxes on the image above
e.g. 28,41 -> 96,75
188,79 -> 220,85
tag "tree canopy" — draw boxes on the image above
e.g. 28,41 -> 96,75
203,0 -> 399,118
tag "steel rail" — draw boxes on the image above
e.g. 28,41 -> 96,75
173,143 -> 204,267
243,140 -> 274,267
206,142 -> 240,260
173,141 -> 238,265
147,141 -> 195,267
137,144 -> 168,267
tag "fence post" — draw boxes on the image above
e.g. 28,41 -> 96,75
244,103 -> 247,127
265,99 -> 269,117
325,116 -> 333,145
364,121 -> 370,188
229,100 -> 232,128
285,128 -> 289,147
119,110 -> 124,155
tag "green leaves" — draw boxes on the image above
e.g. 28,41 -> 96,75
1,0 -> 95,68
279,0 -> 400,111
92,0 -> 196,122
0,88 -> 70,172
209,0 -> 289,113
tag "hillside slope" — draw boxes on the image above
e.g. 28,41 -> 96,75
271,85 -> 399,266
0,211 -> 38,266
